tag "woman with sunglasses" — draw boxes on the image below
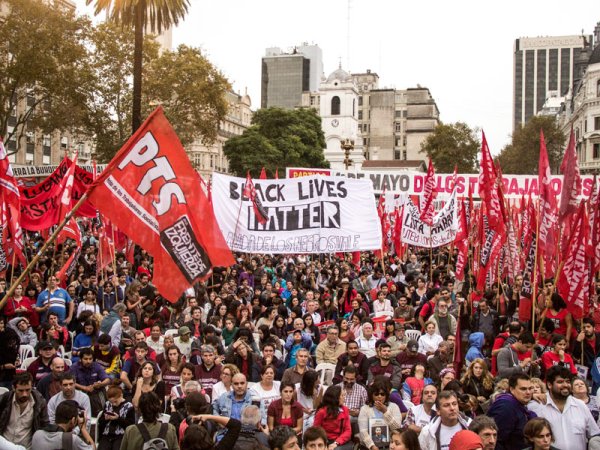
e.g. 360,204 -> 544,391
358,377 -> 403,450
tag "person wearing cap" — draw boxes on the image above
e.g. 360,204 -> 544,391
8,316 -> 38,347
387,322 -> 409,357
396,339 -> 427,382
449,430 -> 484,450
27,340 -> 57,385
174,325 -> 193,358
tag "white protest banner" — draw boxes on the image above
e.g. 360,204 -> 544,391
290,168 -> 596,198
212,173 -> 382,253
401,189 -> 458,248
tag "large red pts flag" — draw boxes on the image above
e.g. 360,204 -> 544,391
557,201 -> 591,320
419,159 -> 436,226
538,131 -> 558,278
559,128 -> 581,223
478,132 -> 503,232
88,107 -> 234,302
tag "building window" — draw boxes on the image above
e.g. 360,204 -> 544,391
358,96 -> 363,106
331,96 -> 340,115
395,110 -> 402,118
595,117 -> 600,131
358,111 -> 363,120
597,80 -> 600,97
353,99 -> 355,117
594,143 -> 600,159
394,150 -> 401,160
395,122 -> 402,132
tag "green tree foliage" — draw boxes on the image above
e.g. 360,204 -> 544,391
0,0 -> 92,154
224,107 -> 329,177
143,45 -> 230,148
420,122 -> 480,173
496,115 -> 565,174
86,0 -> 190,133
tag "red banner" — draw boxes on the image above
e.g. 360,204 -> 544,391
419,160 -> 436,226
19,158 -> 97,230
87,107 -> 234,302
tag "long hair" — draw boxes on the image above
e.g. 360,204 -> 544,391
161,345 -> 183,372
300,370 -> 319,398
461,358 -> 494,391
320,384 -> 342,418
136,361 -> 160,386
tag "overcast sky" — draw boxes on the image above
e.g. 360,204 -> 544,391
76,0 -> 599,154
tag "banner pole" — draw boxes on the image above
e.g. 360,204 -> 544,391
0,192 -> 90,311
532,199 -> 541,334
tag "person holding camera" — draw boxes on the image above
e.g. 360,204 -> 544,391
32,399 -> 95,450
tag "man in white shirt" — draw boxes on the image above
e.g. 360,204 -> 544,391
405,384 -> 437,433
356,321 -> 377,358
419,391 -> 471,450
373,290 -> 393,315
304,293 -> 322,324
47,373 -> 91,431
528,366 -> 600,450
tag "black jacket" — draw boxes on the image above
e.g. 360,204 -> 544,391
0,389 -> 49,436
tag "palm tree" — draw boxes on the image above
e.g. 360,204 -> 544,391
86,0 -> 190,133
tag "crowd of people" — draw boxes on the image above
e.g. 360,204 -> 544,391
0,236 -> 599,450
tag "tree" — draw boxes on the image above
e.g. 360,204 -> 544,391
420,122 -> 480,173
85,0 -> 190,133
224,107 -> 329,177
0,0 -> 92,154
496,115 -> 565,174
143,45 -> 230,147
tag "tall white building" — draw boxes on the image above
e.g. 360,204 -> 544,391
318,67 -> 364,170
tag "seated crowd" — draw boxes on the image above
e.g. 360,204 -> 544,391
0,244 -> 600,450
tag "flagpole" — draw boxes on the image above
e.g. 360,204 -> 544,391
532,199 -> 541,334
0,192 -> 90,311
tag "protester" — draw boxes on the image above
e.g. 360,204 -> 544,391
32,400 -> 95,450
358,377 -> 403,450
418,390 -> 472,450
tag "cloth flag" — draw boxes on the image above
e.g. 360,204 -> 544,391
538,130 -> 558,278
87,106 -> 234,302
419,159 -> 436,226
57,151 -> 78,224
243,172 -> 268,225
557,201 -> 591,319
259,167 -> 267,180
478,132 -> 503,232
559,128 -> 581,223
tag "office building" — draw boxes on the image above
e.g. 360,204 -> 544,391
513,35 -> 588,130
261,44 -> 323,109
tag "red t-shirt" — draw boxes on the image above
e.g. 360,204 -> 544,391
541,351 -> 577,376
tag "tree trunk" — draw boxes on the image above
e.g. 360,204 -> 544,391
132,3 -> 144,134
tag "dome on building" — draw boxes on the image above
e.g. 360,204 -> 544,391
590,45 -> 600,65
326,67 -> 352,83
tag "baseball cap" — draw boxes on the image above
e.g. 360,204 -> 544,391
38,340 -> 55,351
394,323 -> 405,331
178,326 -> 191,336
407,340 -> 418,352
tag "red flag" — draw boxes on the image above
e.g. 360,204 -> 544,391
454,199 -> 469,281
559,128 -> 581,223
589,176 -> 600,273
243,172 -> 268,225
538,130 -> 559,278
556,201 -> 591,319
57,152 -> 78,224
392,208 -> 404,257
259,167 -> 267,180
351,251 -> 361,269
0,140 -> 24,266
87,107 -> 234,302
478,132 -> 503,232
419,159 -> 436,225
56,217 -> 82,247
453,303 -> 463,374
275,169 -> 279,180
97,226 -> 115,272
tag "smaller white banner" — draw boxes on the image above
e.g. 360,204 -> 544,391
401,189 -> 458,248
212,173 -> 382,254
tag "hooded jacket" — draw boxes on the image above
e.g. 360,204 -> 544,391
465,332 -> 485,365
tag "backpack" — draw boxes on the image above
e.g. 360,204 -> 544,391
137,423 -> 169,450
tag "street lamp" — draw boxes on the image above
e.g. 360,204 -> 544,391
340,138 -> 354,170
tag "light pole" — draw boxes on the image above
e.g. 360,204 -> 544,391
340,138 -> 354,170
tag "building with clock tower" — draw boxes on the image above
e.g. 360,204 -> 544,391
319,67 -> 364,170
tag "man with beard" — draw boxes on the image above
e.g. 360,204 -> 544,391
0,372 -> 49,449
487,373 -> 536,450
528,366 -> 599,450
367,342 -> 401,388
332,340 -> 369,385
573,317 -> 600,371
396,339 -> 427,382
